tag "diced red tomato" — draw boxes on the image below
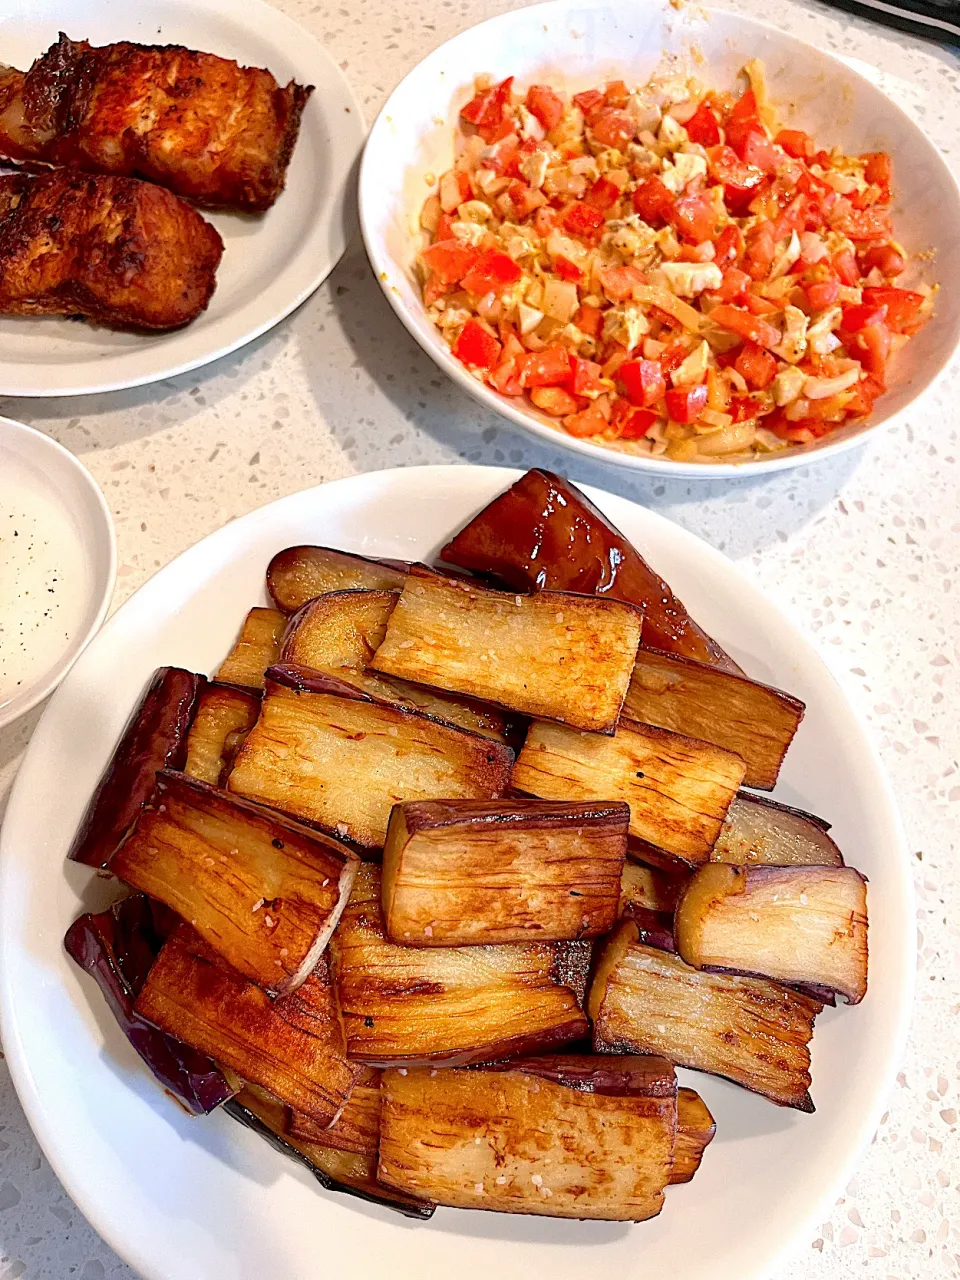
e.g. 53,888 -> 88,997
844,322 -> 891,381
619,358 -> 666,408
422,275 -> 451,307
775,128 -> 814,159
530,385 -> 580,416
573,88 -> 605,121
844,373 -> 884,417
554,254 -> 584,282
610,399 -> 658,439
483,133 -> 521,176
714,267 -> 752,302
685,102 -> 721,146
488,333 -> 525,395
677,241 -> 717,263
829,203 -> 893,242
525,84 -> 565,133
743,222 -> 777,281
670,193 -> 721,243
460,250 -> 522,296
806,278 -> 840,310
707,145 -> 763,213
632,176 -> 675,226
564,403 -> 609,436
862,287 -> 924,333
504,180 -> 547,219
665,383 -> 709,423
832,249 -> 860,288
742,293 -> 780,316
772,194 -> 808,240
713,224 -> 744,265
735,127 -> 780,174
519,344 -> 574,387
728,89 -> 758,123
453,319 -> 501,370
734,341 -> 777,390
575,304 -> 603,337
603,80 -> 630,107
589,108 -> 636,149
568,356 -> 606,396
420,239 -> 480,284
562,201 -> 607,242
710,303 -> 781,349
460,77 -> 514,132
596,265 -> 643,303
728,395 -> 761,423
435,212 -> 456,243
840,301 -> 888,332
862,151 -> 892,193
585,177 -> 621,211
659,340 -> 691,375
859,244 -> 906,277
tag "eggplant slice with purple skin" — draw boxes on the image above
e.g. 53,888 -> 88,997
135,926 -> 364,1127
215,607 -> 286,691
370,566 -> 643,735
226,1081 -> 434,1219
183,682 -> 261,787
381,799 -> 628,946
589,919 -> 821,1111
68,666 -> 206,869
226,666 -> 515,853
110,770 -> 358,997
331,863 -> 590,1067
674,863 -> 868,1005
267,545 -> 409,614
624,647 -> 804,791
512,717 -> 745,867
711,793 -> 844,867
377,1054 -> 678,1220
63,894 -> 235,1115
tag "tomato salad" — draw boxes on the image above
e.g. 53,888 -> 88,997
417,62 -> 934,462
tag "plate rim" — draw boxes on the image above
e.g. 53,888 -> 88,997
0,0 -> 366,398
0,464 -> 915,1279
358,0 -> 960,478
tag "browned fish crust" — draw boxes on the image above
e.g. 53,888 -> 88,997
0,169 -> 224,330
0,34 -> 313,212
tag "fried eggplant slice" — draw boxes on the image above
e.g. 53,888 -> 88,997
439,469 -> 739,671
624,649 -> 804,790
620,859 -> 685,917
371,568 -> 642,734
589,921 -> 820,1110
712,793 -> 844,867
111,771 -> 357,996
267,546 -> 408,613
674,863 -> 868,1004
382,799 -> 628,945
63,894 -> 234,1115
330,864 -> 589,1066
226,1082 -> 433,1218
512,718 -> 745,865
0,170 -> 223,330
378,1054 -> 677,1220
280,590 -> 511,742
0,35 -> 311,212
227,667 -> 514,852
135,928 -> 362,1126
215,607 -> 286,691
69,666 -> 206,869
670,1088 -> 716,1185
287,1065 -> 382,1154
183,683 -> 261,786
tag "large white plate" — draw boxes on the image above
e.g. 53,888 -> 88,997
0,466 -> 912,1280
0,0 -> 365,397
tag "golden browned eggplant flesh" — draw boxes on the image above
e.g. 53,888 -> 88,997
63,467 -> 871,1229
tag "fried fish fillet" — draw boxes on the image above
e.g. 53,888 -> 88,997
0,34 -> 313,212
0,169 -> 223,330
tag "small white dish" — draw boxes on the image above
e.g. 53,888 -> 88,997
0,465 -> 912,1280
0,417 -> 115,728
0,0 -> 365,397
359,0 -> 960,477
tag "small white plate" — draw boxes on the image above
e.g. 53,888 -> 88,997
0,416 -> 115,728
360,0 -> 960,477
0,466 -> 911,1279
0,0 -> 365,397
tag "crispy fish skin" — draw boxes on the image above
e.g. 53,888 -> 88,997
0,34 -> 312,212
0,169 -> 223,330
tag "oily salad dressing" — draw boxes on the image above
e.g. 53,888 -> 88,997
417,62 -> 934,462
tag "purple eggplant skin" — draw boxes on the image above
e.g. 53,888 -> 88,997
224,1100 -> 435,1220
68,667 -> 207,869
484,1053 -> 677,1099
620,905 -> 677,953
64,894 -> 234,1116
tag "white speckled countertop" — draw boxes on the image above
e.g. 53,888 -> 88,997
0,0 -> 958,1275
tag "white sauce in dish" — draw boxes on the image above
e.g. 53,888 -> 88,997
0,462 -> 90,708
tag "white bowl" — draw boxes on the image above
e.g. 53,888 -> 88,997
0,466 -> 911,1280
359,0 -> 960,477
0,417 -> 116,727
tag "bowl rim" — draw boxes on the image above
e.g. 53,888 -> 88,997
0,416 -> 117,729
359,0 -> 960,478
